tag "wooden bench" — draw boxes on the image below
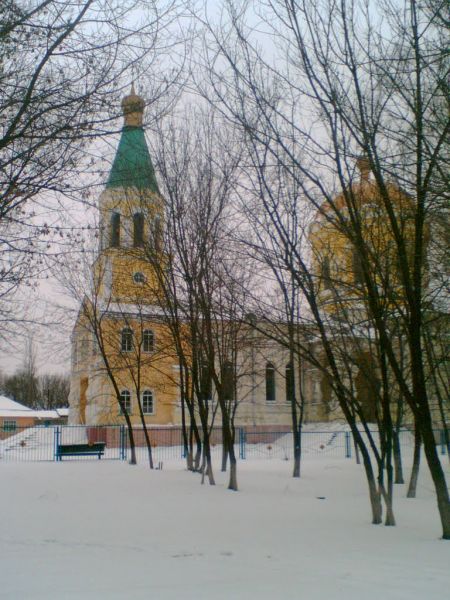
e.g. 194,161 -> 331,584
56,442 -> 106,461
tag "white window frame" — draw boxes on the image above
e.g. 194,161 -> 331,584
142,329 -> 155,353
142,390 -> 154,415
121,327 -> 133,352
119,390 -> 132,415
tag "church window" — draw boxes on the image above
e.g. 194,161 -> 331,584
142,390 -> 154,414
153,216 -> 162,252
143,329 -> 154,353
312,378 -> 321,405
110,212 -> 120,247
222,360 -> 234,402
121,327 -> 133,352
285,363 -> 295,403
322,256 -> 331,290
133,272 -> 145,284
200,361 -> 212,403
119,390 -> 131,415
265,362 -> 276,402
133,212 -> 144,247
352,249 -> 364,285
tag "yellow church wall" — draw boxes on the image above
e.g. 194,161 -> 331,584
98,188 -> 163,250
309,179 -> 416,312
69,308 -> 181,426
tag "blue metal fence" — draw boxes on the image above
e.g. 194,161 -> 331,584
0,424 -> 124,462
0,424 -> 447,463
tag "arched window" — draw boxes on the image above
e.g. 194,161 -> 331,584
142,390 -> 154,414
133,272 -> 145,284
265,362 -> 276,402
222,361 -> 234,402
285,363 -> 294,403
119,390 -> 131,415
121,327 -> 133,352
110,212 -> 120,247
143,329 -> 154,353
133,212 -> 144,247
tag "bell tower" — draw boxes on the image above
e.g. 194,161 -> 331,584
96,85 -> 163,304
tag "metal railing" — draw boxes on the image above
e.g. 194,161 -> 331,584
0,425 -> 124,462
0,424 -> 447,463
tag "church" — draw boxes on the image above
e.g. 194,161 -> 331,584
68,89 -> 325,428
69,88 -> 430,430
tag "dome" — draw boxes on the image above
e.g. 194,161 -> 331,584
121,84 -> 145,127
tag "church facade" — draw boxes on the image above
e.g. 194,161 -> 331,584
68,89 -> 328,428
69,90 -> 441,431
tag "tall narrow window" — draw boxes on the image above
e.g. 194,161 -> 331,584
200,362 -> 212,403
152,215 -> 162,252
121,327 -> 133,352
322,256 -> 331,290
285,363 -> 295,403
133,212 -> 144,247
143,329 -> 154,353
142,390 -> 154,414
352,249 -> 364,285
110,212 -> 120,247
222,361 -> 234,402
265,362 -> 276,402
119,390 -> 131,415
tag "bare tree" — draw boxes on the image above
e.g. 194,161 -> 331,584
198,0 -> 449,535
0,0 -> 187,327
150,107 -> 250,489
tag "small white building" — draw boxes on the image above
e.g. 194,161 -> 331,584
0,396 -> 68,435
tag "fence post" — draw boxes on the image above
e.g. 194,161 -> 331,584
345,431 -> 351,459
239,428 -> 246,460
120,425 -> 126,461
441,430 -> 446,456
53,426 -> 61,462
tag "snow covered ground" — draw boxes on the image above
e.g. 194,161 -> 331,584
1,454 -> 449,599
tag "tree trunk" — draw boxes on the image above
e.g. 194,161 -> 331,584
123,412 -> 136,465
380,481 -> 396,526
228,447 -> 238,491
437,398 -> 450,465
383,462 -> 396,526
354,435 -> 361,465
355,433 -> 383,524
194,438 -> 202,471
368,474 -> 383,525
420,418 -> 450,539
180,391 -> 190,469
221,429 -> 229,472
393,429 -> 404,484
190,416 -> 202,471
139,417 -> 154,469
201,436 -> 215,486
407,423 -> 421,498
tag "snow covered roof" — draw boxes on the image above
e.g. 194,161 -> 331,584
0,396 -> 69,420
0,395 -> 34,418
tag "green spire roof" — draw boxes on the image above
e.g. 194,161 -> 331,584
106,125 -> 159,193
